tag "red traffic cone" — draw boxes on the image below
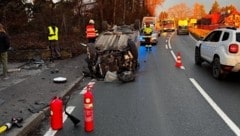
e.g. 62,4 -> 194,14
175,52 -> 182,68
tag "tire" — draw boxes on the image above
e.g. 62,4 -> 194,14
212,57 -> 226,80
118,71 -> 135,83
195,47 -> 203,66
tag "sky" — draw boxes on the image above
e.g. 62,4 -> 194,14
156,0 -> 240,15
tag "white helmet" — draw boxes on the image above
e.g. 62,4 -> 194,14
89,19 -> 94,24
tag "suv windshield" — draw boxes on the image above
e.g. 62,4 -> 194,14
236,33 -> 240,42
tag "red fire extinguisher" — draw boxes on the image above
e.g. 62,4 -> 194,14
50,96 -> 63,130
84,85 -> 94,132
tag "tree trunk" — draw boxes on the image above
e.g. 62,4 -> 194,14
113,0 -> 116,24
123,0 -> 125,24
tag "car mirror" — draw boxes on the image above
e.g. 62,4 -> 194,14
196,40 -> 203,45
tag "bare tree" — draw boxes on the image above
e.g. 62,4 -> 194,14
210,0 -> 220,14
145,0 -> 165,16
159,11 -> 168,20
168,3 -> 192,19
192,2 -> 206,19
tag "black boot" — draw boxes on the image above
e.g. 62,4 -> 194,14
149,44 -> 152,51
145,46 -> 148,51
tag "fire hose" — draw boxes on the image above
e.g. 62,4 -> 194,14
63,96 -> 81,126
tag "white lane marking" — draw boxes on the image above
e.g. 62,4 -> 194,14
88,81 -> 95,87
165,44 -> 168,49
168,33 -> 175,49
80,81 -> 96,94
170,50 -> 185,70
189,78 -> 240,136
168,39 -> 172,49
44,106 -> 76,136
80,86 -> 87,95
168,43 -> 172,49
171,50 -> 177,60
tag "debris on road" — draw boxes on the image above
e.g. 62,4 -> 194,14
17,56 -> 45,70
51,69 -> 59,74
53,77 -> 67,83
7,68 -> 21,73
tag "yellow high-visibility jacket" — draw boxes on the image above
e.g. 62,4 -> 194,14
48,26 -> 59,41
143,27 -> 153,35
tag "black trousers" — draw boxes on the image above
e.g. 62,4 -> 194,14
49,40 -> 61,59
88,37 -> 96,43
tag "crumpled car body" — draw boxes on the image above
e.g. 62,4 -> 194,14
85,30 -> 139,82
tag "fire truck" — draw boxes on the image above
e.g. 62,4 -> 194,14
160,19 -> 175,32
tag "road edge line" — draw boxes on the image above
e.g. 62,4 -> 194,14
189,78 -> 240,136
43,106 -> 76,136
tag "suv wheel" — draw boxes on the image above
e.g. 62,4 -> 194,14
195,47 -> 203,65
212,57 -> 225,79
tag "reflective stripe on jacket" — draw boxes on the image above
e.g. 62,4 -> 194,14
48,26 -> 58,40
86,24 -> 97,38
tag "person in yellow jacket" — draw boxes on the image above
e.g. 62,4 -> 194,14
143,22 -> 153,51
48,23 -> 61,61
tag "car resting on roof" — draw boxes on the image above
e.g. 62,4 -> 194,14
84,31 -> 139,82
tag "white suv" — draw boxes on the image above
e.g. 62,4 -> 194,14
195,27 -> 240,79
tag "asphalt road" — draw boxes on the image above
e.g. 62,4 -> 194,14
32,32 -> 240,136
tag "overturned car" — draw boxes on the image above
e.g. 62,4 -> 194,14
85,30 -> 139,82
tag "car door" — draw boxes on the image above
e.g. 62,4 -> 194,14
201,31 -> 222,62
201,31 -> 215,60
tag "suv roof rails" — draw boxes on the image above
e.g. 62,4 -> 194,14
218,26 -> 237,30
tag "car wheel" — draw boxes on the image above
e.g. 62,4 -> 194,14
212,57 -> 226,80
195,47 -> 203,65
